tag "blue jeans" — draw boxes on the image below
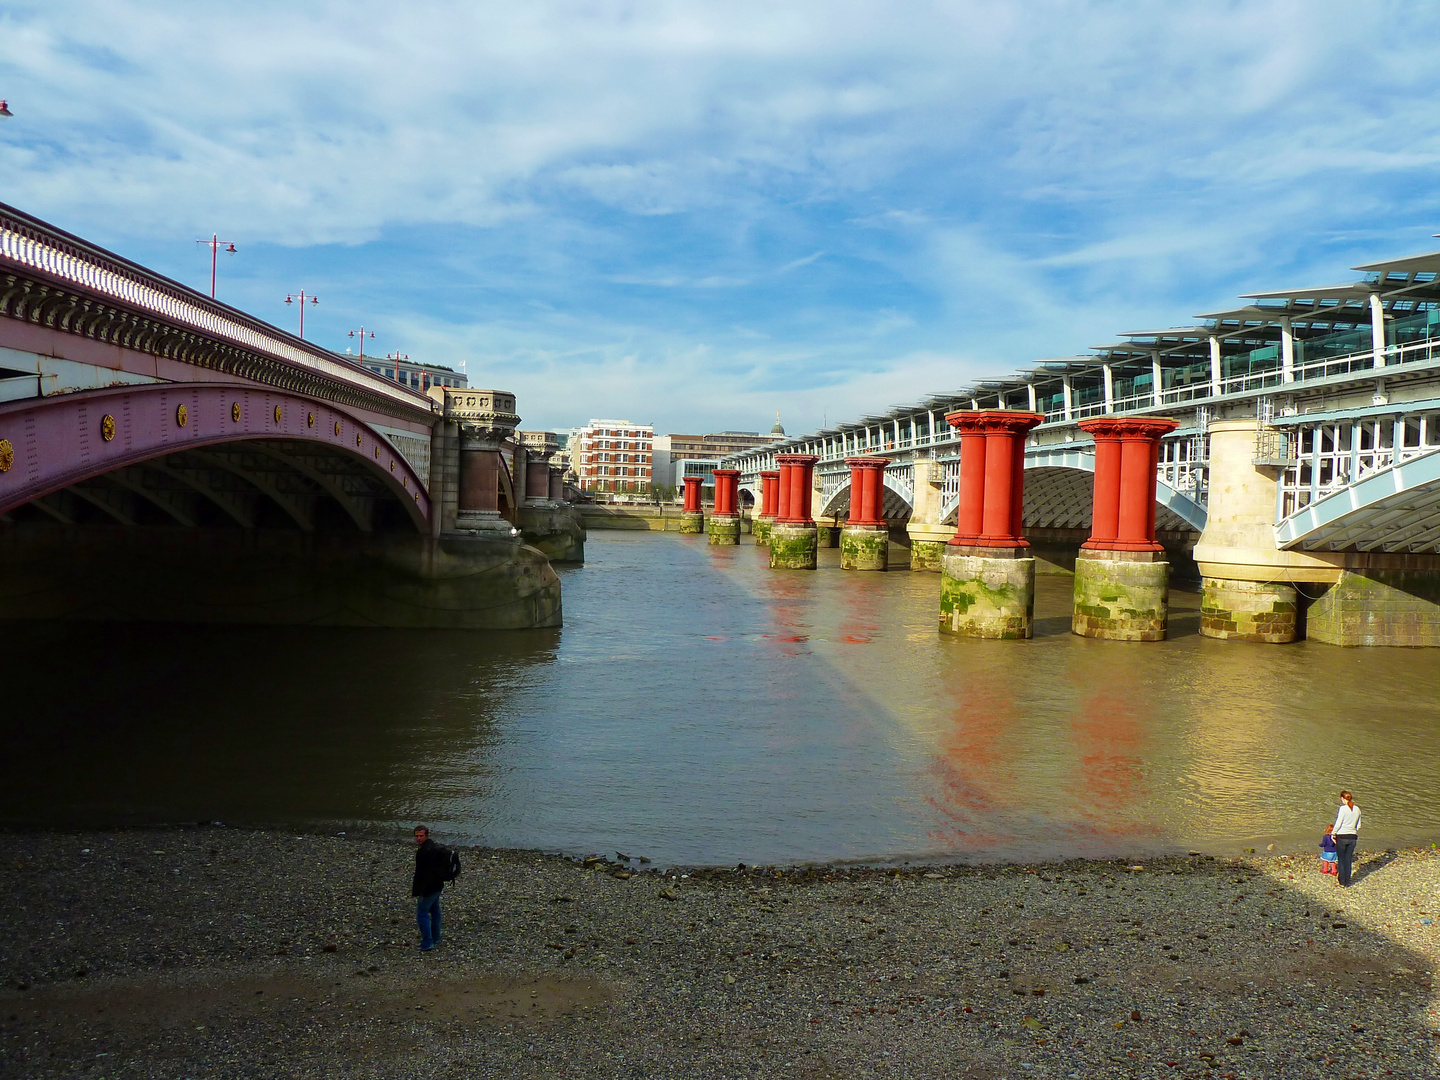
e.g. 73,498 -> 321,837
416,891 -> 442,948
1334,834 -> 1357,886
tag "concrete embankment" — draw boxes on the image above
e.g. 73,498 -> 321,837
577,504 -> 752,532
4,827 -> 1438,1078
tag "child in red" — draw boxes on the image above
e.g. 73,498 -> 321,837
1320,825 -> 1338,875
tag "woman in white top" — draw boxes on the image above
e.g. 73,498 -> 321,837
1332,790 -> 1361,887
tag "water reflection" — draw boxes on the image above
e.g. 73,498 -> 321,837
3,531 -> 1440,866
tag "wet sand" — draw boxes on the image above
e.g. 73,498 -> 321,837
2,827 -> 1438,1078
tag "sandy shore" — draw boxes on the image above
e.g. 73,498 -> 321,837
2,827 -> 1438,1079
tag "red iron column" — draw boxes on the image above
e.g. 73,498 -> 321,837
680,474 -> 705,534
844,457 -> 888,525
938,410 -> 1044,638
1072,416 -> 1179,641
709,468 -> 742,545
771,454 -> 819,569
682,476 -> 702,512
755,469 -> 781,546
947,412 -> 988,543
777,454 -> 817,524
1076,417 -> 1178,552
841,456 -> 890,570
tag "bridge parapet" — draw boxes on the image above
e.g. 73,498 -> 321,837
0,201 -> 428,418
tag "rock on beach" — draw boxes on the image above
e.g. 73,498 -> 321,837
2,828 -> 1439,1078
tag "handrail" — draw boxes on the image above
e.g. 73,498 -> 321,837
0,201 -> 431,415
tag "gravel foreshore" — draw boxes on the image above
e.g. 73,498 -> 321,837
3,828 -> 1439,1079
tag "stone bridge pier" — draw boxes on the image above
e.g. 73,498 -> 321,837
753,470 -> 779,546
841,457 -> 889,570
771,454 -> 819,569
939,410 -> 1044,638
1071,417 -> 1179,641
680,476 -> 705,533
709,469 -> 741,545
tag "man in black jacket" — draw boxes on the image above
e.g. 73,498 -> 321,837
412,825 -> 450,951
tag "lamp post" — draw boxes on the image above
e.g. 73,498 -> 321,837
195,235 -> 236,299
386,350 -> 409,383
284,291 -> 319,339
348,326 -> 375,360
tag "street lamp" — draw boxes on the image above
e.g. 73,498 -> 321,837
348,326 -> 375,360
385,350 -> 409,383
284,291 -> 319,339
195,234 -> 236,298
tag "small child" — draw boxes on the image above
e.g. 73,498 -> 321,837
1320,825 -> 1338,875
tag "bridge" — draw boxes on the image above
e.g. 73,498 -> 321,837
0,203 -> 579,628
724,241 -> 1440,647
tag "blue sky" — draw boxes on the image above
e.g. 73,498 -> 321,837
2,2 -> 1439,435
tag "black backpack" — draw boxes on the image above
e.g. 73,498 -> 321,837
445,847 -> 462,882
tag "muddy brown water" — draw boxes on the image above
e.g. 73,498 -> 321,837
3,530 -> 1439,866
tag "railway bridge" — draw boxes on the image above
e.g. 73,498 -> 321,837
0,203 -> 577,628
726,242 -> 1440,647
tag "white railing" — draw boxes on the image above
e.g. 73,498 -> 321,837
0,206 -> 427,414
1278,409 -> 1440,518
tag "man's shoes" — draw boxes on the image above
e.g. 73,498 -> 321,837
420,944 -> 434,952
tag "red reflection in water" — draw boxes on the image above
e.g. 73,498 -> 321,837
1066,674 -> 1156,846
760,572 -> 815,659
923,683 -> 1020,852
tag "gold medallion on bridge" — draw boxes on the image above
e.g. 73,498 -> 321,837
333,421 -> 341,436
0,438 -> 13,473
100,414 -> 116,442
231,402 -> 241,423
374,446 -> 380,460
175,403 -> 188,428
356,432 -> 363,447
389,459 -> 395,472
307,412 -> 315,428
273,405 -> 282,424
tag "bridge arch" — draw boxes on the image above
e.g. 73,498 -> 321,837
934,447 -> 1207,532
818,471 -> 915,521
1275,447 -> 1440,552
0,383 -> 431,532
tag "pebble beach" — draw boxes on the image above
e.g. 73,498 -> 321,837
3,828 -> 1439,1079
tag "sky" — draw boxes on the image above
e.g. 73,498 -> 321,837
2,2 -> 1440,437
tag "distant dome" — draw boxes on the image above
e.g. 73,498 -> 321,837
770,412 -> 785,436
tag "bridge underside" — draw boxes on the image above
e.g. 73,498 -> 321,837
0,386 -> 561,628
4,438 -> 420,534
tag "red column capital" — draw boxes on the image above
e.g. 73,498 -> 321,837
759,470 -> 780,519
945,410 -> 1043,548
844,457 -> 888,526
712,468 -> 740,517
1077,416 -> 1178,551
776,454 -> 818,524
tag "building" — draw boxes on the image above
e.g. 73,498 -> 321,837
574,419 -> 653,493
354,354 -> 467,393
653,425 -> 784,490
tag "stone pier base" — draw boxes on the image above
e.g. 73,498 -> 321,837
753,518 -> 774,546
708,514 -> 740,546
679,511 -> 705,534
815,524 -> 839,549
1072,550 -> 1169,641
769,523 -> 818,569
1306,569 -> 1440,647
1200,578 -> 1298,643
938,546 -> 1035,639
910,540 -> 945,572
840,524 -> 888,571
517,503 -> 586,564
0,523 -> 562,629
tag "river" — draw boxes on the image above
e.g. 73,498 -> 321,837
3,529 -> 1439,866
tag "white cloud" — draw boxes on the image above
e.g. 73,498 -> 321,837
2,1 -> 1439,435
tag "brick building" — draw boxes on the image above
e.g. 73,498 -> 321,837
574,419 -> 654,493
